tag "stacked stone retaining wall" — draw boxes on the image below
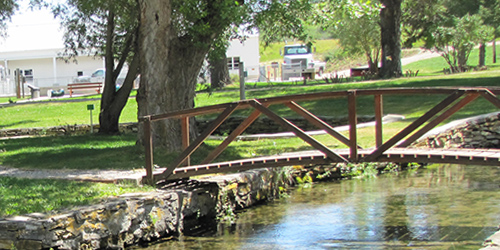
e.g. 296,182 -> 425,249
0,168 -> 289,250
413,112 -> 500,149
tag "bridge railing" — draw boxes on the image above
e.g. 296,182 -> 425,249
139,87 -> 500,183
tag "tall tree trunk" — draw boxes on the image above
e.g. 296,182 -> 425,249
99,53 -> 140,134
209,54 -> 230,89
379,0 -> 402,78
99,5 -> 139,134
479,43 -> 486,67
457,49 -> 467,72
493,37 -> 497,64
137,0 -> 210,151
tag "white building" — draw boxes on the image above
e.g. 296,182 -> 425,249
0,7 -> 261,96
0,49 -> 104,95
226,35 -> 260,80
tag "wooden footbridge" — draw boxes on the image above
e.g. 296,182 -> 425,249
139,87 -> 500,184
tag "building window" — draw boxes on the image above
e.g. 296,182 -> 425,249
23,69 -> 34,83
227,57 -> 240,70
77,71 -> 83,76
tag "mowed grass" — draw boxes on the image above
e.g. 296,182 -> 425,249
0,97 -> 138,130
404,44 -> 500,76
0,177 -> 154,217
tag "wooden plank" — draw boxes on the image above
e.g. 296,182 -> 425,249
364,91 -> 465,161
181,117 -> 190,166
374,95 -> 383,147
143,116 -> 154,185
140,87 -> 500,122
399,93 -> 480,147
167,156 -> 332,180
480,90 -> 500,109
156,103 -> 239,180
249,100 -> 349,163
149,103 -> 235,121
145,147 -> 500,181
285,101 -> 357,148
348,91 -> 358,161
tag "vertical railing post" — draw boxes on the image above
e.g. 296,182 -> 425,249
374,94 -> 383,148
144,116 -> 154,185
181,116 -> 190,166
348,91 -> 358,161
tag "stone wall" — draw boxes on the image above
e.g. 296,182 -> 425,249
413,112 -> 500,149
0,123 -> 138,138
0,168 -> 289,250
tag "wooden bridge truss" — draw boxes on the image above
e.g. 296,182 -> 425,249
139,87 -> 500,184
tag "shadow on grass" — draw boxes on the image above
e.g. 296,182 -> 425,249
0,120 -> 38,130
1,134 -> 145,170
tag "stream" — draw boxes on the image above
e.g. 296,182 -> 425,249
134,164 -> 500,249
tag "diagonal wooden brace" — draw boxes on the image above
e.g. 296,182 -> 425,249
249,100 -> 349,163
156,103 -> 239,181
285,101 -> 361,149
201,105 -> 267,164
398,93 -> 480,147
364,90 -> 465,162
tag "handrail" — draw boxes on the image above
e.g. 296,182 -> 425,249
140,87 -> 500,184
139,87 -> 500,121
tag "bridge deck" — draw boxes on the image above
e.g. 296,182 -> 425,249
152,148 -> 500,181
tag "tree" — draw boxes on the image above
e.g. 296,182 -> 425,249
137,0 -> 313,151
208,33 -> 235,89
317,0 -> 382,75
403,0 -> 498,69
209,54 -> 231,89
478,0 -> 500,64
137,0 -> 246,150
401,0 -> 447,48
0,1 -> 18,38
431,14 -> 493,72
379,0 -> 402,78
53,0 -> 140,134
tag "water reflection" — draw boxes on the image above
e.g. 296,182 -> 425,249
134,165 -> 500,249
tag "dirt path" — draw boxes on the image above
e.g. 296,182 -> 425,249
0,165 -> 146,183
332,49 -> 441,77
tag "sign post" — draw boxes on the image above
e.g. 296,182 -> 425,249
239,62 -> 246,100
87,104 -> 95,133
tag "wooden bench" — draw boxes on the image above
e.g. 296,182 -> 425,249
68,82 -> 103,97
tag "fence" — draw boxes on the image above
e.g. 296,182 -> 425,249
140,87 -> 500,184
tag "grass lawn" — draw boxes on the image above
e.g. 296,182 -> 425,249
404,44 -> 500,76
2,69 -> 500,172
1,46 -> 500,217
0,177 -> 154,217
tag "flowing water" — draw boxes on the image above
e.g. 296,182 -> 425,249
135,164 -> 500,249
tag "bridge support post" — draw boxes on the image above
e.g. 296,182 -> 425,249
375,95 -> 383,147
348,91 -> 358,161
144,116 -> 154,185
181,117 -> 190,166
